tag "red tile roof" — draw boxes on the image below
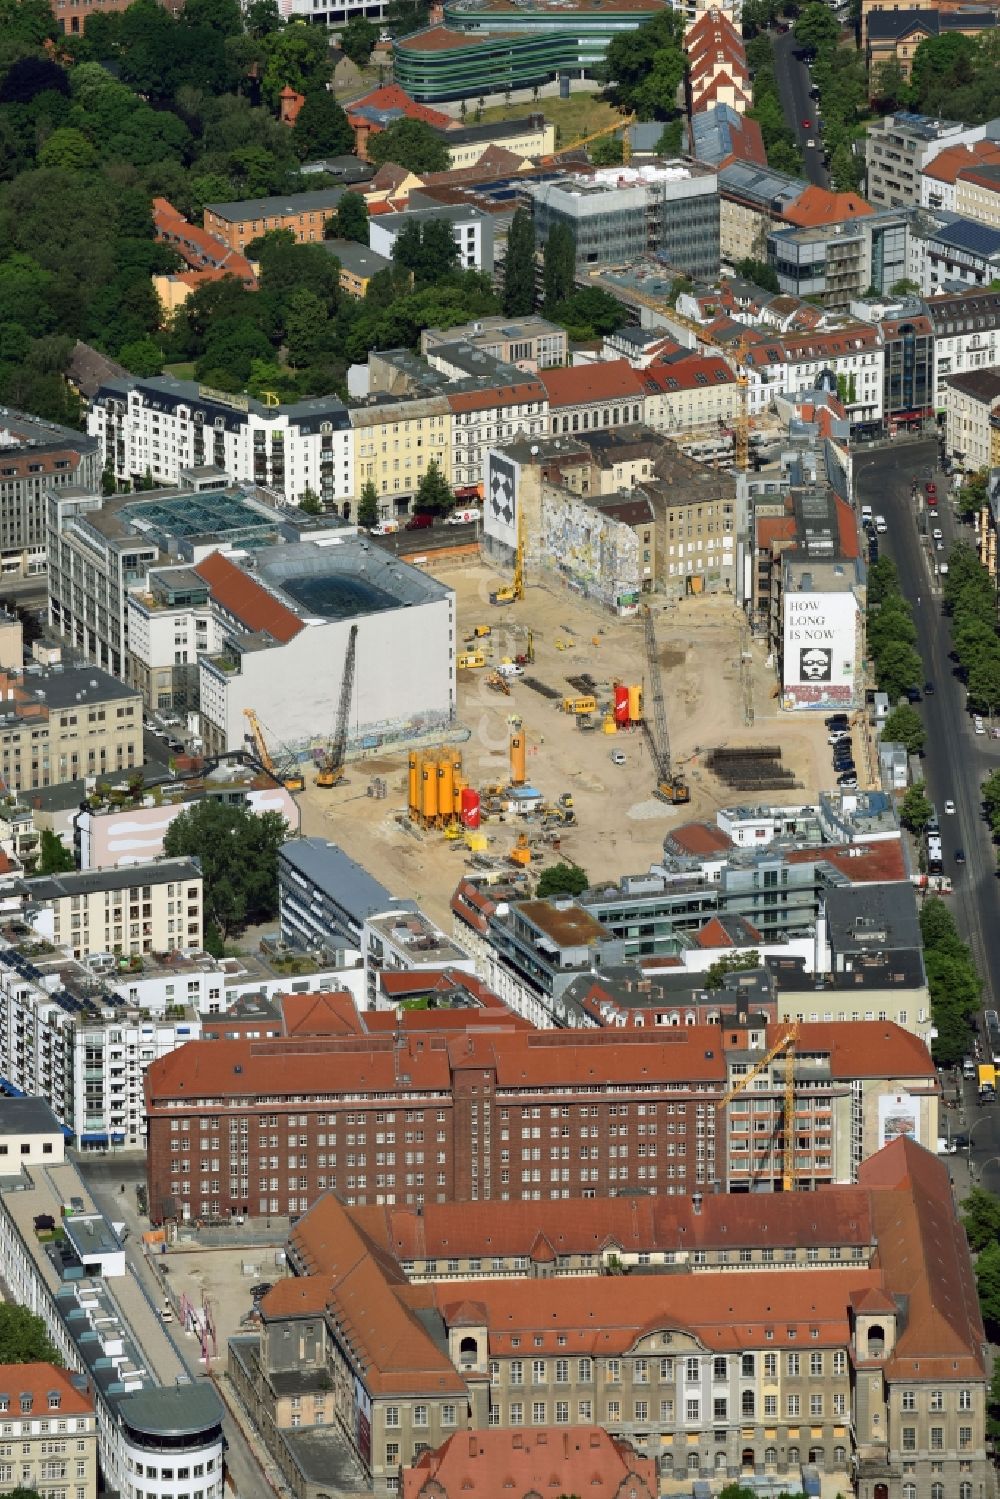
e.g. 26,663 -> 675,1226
194,551 -> 303,644
447,379 -> 545,414
926,140 -> 1000,184
152,198 -> 256,285
278,991 -> 364,1037
643,353 -> 738,394
783,838 -> 907,884
0,1364 -> 93,1416
347,83 -> 452,130
834,494 -> 861,560
784,186 -> 874,227
403,1428 -> 658,1499
664,820 -> 734,856
539,360 -> 647,408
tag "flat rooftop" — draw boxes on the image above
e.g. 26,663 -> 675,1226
255,538 -> 453,617
0,1097 -> 63,1136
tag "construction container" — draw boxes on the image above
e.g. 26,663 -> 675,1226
421,762 -> 439,822
628,684 -> 644,723
613,684 -> 630,724
562,695 -> 597,716
457,651 -> 486,670
438,754 -> 454,815
603,714 -> 617,733
461,787 -> 481,829
452,752 -> 464,814
408,752 -> 419,814
510,730 -> 526,786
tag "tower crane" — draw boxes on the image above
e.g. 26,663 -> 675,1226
316,624 -> 359,788
541,113 -> 636,166
716,1024 -> 798,1193
642,606 -> 690,804
242,709 -> 304,793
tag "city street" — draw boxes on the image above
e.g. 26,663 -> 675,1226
854,441 -> 1000,1186
771,29 -> 829,188
76,1155 -> 276,1499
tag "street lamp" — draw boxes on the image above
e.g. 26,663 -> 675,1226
974,1153 -> 1000,1186
966,1115 -> 993,1176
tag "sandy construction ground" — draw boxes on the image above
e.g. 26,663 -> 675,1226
295,558 -> 857,928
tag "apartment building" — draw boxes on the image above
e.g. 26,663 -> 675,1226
0,664 -> 140,795
927,287 -> 1000,403
144,1012 -> 936,1222
915,215 -> 1000,294
717,162 -> 808,262
642,355 -> 740,438
18,858 -> 203,957
0,1156 -> 225,1499
921,141 -> 1000,213
369,205 -> 495,274
351,395 -> 452,509
0,1363 -> 97,1499
768,211 -> 908,311
323,238 -> 391,298
421,317 -> 568,371
203,190 -> 345,254
87,375 -> 354,507
865,113 -> 989,209
229,1139 -> 986,1499
125,564 -> 219,716
448,378 -> 548,494
0,411 -> 100,582
527,163 -> 720,280
943,367 -> 1000,470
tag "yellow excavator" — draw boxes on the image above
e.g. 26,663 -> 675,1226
242,709 -> 304,793
491,489 -> 525,607
316,624 -> 358,788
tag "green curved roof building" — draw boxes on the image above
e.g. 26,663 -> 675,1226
393,0 -> 668,102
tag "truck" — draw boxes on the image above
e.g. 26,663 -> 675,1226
978,1063 -> 996,1102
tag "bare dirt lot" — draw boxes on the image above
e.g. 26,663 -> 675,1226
164,1244 -> 285,1365
296,559 -> 857,928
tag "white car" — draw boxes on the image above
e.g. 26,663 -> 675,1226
975,716 -> 986,735
806,138 -> 816,147
610,750 -> 626,766
932,528 -> 943,541
944,799 -> 957,814
875,515 -> 887,533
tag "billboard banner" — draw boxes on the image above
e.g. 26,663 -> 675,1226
485,450 -> 520,550
782,590 -> 858,710
878,1092 -> 920,1149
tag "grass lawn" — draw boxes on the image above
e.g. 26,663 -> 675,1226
163,361 -> 196,380
479,92 -> 621,146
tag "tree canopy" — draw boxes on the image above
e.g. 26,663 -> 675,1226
536,862 -> 589,898
162,800 -> 288,949
368,117 -> 449,172
919,897 -> 981,1066
0,1304 -> 62,1366
602,11 -> 686,122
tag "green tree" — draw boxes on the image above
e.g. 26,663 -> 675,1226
989,1355 -> 1000,1442
392,218 -> 458,285
543,221 -> 575,312
283,285 -> 330,367
962,1188 -> 1000,1252
590,134 -> 624,166
874,640 -> 922,701
872,57 -> 911,110
293,90 -> 354,160
502,206 -> 535,317
655,118 -> 683,155
326,191 -> 369,244
384,0 -> 429,36
535,861 -> 589,899
368,116 -> 449,172
898,782 -> 932,834
261,21 -> 331,107
38,829 -> 75,875
162,800 -> 288,941
881,703 -> 925,755
794,1 -> 839,53
37,127 -> 98,172
299,486 -> 323,514
735,257 -> 780,293
704,951 -> 762,989
118,337 -> 164,377
0,1304 -> 62,1366
910,31 -> 977,114
339,16 -> 378,65
245,0 -> 282,35
358,478 -> 379,528
414,459 -> 453,516
548,286 -> 627,340
976,1240 -> 1000,1337
602,9 -> 686,120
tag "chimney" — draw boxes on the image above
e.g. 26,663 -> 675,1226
692,1192 -> 703,1215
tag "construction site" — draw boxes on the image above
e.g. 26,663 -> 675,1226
295,556 -> 846,931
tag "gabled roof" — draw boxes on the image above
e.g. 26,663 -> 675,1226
539,360 -> 647,408
346,83 -> 452,133
403,1427 -> 658,1499
926,140 -> 1000,184
193,551 -> 303,644
784,186 -> 874,227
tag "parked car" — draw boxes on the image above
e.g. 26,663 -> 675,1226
610,750 -> 626,766
932,528 -> 943,541
875,515 -> 888,533
825,714 -> 849,730
924,681 -> 935,695
955,848 -> 967,866
904,686 -> 921,703
837,773 -> 858,788
828,731 -> 851,746
975,716 -> 986,735
926,481 -> 937,497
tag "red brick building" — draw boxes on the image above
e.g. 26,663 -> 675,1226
404,1429 -> 657,1499
144,1017 -> 937,1224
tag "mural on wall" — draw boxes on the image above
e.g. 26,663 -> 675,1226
538,490 -> 641,613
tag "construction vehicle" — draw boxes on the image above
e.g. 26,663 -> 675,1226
486,671 -> 511,695
457,651 -> 487,670
316,624 -> 358,788
542,113 -> 636,166
562,695 -> 597,716
642,607 -> 690,804
467,625 -> 491,640
490,490 -> 525,606
510,831 -> 532,866
716,1025 -> 798,1192
242,709 -> 304,792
